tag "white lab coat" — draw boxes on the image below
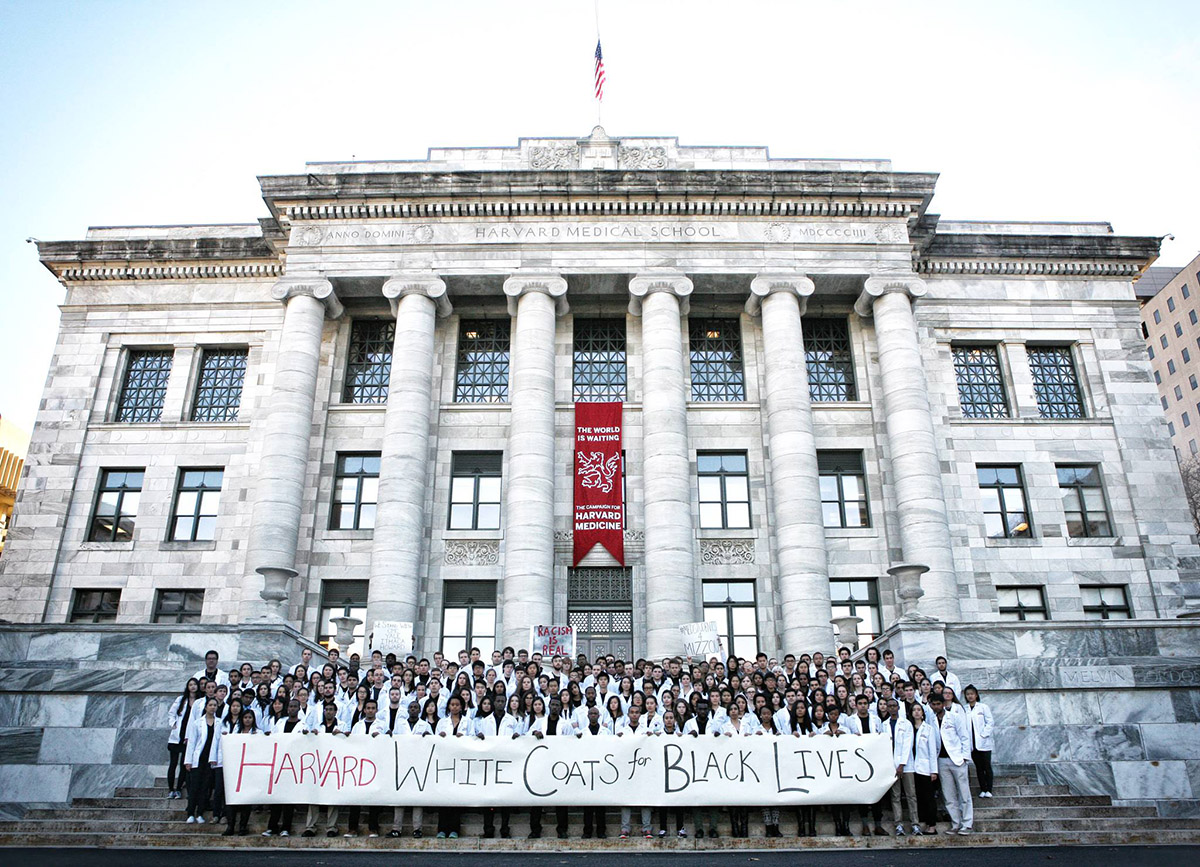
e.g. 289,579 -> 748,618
911,720 -> 940,776
966,702 -> 995,752
880,715 -> 915,769
935,709 -> 970,766
616,719 -> 652,737
435,716 -> 473,737
193,668 -> 230,688
717,718 -> 754,736
350,717 -> 388,737
410,719 -> 436,736
184,715 -> 222,766
167,697 -> 196,745
682,717 -> 718,736
932,669 -> 962,697
577,723 -> 609,738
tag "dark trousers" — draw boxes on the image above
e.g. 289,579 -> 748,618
268,804 -> 295,833
436,808 -> 461,836
658,807 -> 683,834
185,761 -> 212,817
482,807 -> 510,836
859,798 -> 883,824
914,773 -> 939,826
167,742 -> 187,792
972,748 -> 994,792
729,807 -> 749,837
212,767 -> 226,819
555,806 -> 569,837
832,805 -> 852,834
583,807 -> 606,837
349,805 -> 382,833
226,805 -> 251,833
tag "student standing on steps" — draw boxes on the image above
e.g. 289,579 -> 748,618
882,697 -> 917,836
345,698 -> 387,838
963,685 -> 995,798
930,692 -> 973,835
183,696 -> 220,825
263,698 -> 305,837
167,678 -> 200,800
577,705 -> 609,840
219,709 -> 259,836
301,702 -> 343,837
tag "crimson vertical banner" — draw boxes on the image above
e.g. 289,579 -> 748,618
573,401 -> 624,566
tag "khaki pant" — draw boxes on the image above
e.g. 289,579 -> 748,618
890,771 -> 919,825
305,804 -> 338,834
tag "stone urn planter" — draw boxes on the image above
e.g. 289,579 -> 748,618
330,615 -> 363,653
830,615 -> 863,651
888,562 -> 930,618
255,566 -> 296,622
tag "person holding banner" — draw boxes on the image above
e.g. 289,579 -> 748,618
882,697 -> 917,836
475,695 -> 512,839
720,703 -> 753,837
391,706 -> 428,839
345,699 -> 387,838
301,703 -> 343,837
219,709 -> 260,836
263,698 -> 305,837
577,705 -> 610,839
434,694 -> 471,838
617,705 -> 654,839
755,707 -> 784,838
825,706 -> 855,836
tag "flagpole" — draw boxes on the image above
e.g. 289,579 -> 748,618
594,0 -> 603,127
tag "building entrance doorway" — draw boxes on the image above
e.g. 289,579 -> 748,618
568,567 -> 633,661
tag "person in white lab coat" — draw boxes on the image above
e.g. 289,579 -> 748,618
963,685 -> 996,797
183,697 -> 221,824
929,692 -> 973,834
218,709 -> 259,836
880,698 -> 916,835
434,695 -> 471,838
344,699 -> 387,838
909,703 -> 940,834
167,678 -> 201,800
576,705 -> 610,839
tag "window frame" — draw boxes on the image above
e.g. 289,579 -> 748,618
818,451 -> 870,528
572,318 -> 628,402
454,319 -> 510,404
447,452 -> 503,531
829,578 -> 882,644
701,580 -> 758,659
69,588 -> 122,623
1055,464 -> 1113,539
190,346 -> 248,422
88,469 -> 145,543
317,579 -> 369,655
342,319 -> 395,405
977,464 -> 1033,539
114,349 -> 174,423
697,451 -> 751,530
168,468 -> 224,542
803,317 -> 858,402
997,585 -> 1049,621
1080,584 -> 1131,620
441,580 -> 498,658
688,317 -> 746,402
330,453 -> 381,531
951,344 -> 1010,419
152,589 -> 205,624
1027,344 -> 1086,420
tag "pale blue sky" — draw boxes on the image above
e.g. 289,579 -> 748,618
1,0 -> 1198,432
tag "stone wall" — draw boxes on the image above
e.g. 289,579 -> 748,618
875,618 -> 1200,817
0,623 -> 325,808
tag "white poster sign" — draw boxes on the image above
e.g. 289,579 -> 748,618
223,732 -> 896,807
680,621 -> 723,660
529,624 -> 576,658
370,621 -> 413,656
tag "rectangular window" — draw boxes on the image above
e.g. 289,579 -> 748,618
1141,322 -> 1150,339
454,319 -> 510,403
689,318 -> 746,401
331,453 -> 380,530
191,347 -> 247,422
343,320 -> 394,404
442,580 -> 497,658
997,586 -> 1049,621
1169,421 -> 1177,436
1184,284 -> 1191,299
1056,464 -> 1112,538
69,589 -> 122,623
1185,348 -> 1192,364
1168,297 -> 1176,312
818,451 -> 869,528
448,452 -> 502,530
573,319 -> 627,401
1156,371 -> 1163,385
1162,396 -> 1169,410
830,579 -> 881,644
1148,345 -> 1155,360
952,345 -> 1009,418
115,349 -> 173,423
1177,385 -> 1185,401
152,589 -> 205,624
1191,311 -> 1198,326
697,452 -> 750,529
1187,413 -> 1193,428
169,469 -> 223,542
702,581 -> 758,659
1192,440 -> 1198,456
803,318 -> 857,401
1028,345 -> 1085,419
1176,322 -> 1184,338
1168,360 -> 1177,375
1192,375 -> 1198,390
88,469 -> 144,542
1154,310 -> 1162,324
977,465 -> 1032,538
1162,334 -> 1169,349
1081,585 -> 1131,620
318,580 -> 368,656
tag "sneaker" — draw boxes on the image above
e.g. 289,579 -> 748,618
369,833 -> 379,838
958,828 -> 971,836
389,830 -> 401,838
449,832 -> 458,839
619,832 -> 629,840
413,830 -> 423,838
301,829 -> 316,838
196,816 -> 205,825
644,832 -> 653,839
658,829 -> 666,837
677,829 -> 687,838
980,791 -> 992,798
280,830 -> 290,837
344,832 -> 356,838
436,832 -> 446,839
912,824 -> 922,836
186,816 -> 196,824
896,824 -> 905,836
262,830 -> 274,837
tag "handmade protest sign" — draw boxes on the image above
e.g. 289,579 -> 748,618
530,625 -> 576,658
680,621 -> 723,660
370,621 -> 413,656
223,732 -> 895,807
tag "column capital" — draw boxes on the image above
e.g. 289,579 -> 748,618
746,273 -> 815,316
854,274 -> 927,318
382,272 -> 452,318
269,277 -> 343,319
628,271 -> 693,316
503,272 -> 569,316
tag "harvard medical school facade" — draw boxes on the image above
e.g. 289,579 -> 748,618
1,131 -> 1199,809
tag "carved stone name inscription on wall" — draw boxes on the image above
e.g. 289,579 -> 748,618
444,540 -> 500,566
700,539 -> 756,565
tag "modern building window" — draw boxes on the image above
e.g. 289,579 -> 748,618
442,580 -> 497,657
343,320 -> 394,404
152,589 -> 205,624
448,452 -> 502,530
702,580 -> 758,658
169,469 -> 223,542
1168,297 -> 1176,312
1081,585 -> 1131,620
1056,464 -> 1112,538
697,452 -> 751,529
977,465 -> 1032,538
1184,284 -> 1192,299
1168,360 -> 1177,375
1028,346 -> 1085,419
830,578 -> 881,644
115,349 -> 173,423
1187,412 -> 1193,428
1169,421 -> 1177,436
1154,310 -> 1162,324
88,469 -> 144,542
1162,396 -> 1169,410
454,319 -> 510,403
1161,334 -> 1169,349
997,586 -> 1049,621
818,450 -> 869,528
1177,385 -> 1185,401
1148,345 -> 1155,360
689,318 -> 746,401
952,345 -> 1009,418
1141,322 -> 1150,339
803,318 -> 857,402
1192,439 -> 1198,456
331,453 -> 380,530
1176,322 -> 1184,338
1155,371 -> 1163,385
1191,311 -> 1198,326
1193,375 -> 1199,390
69,589 -> 122,623
318,580 -> 368,656
573,319 -> 626,401
191,347 -> 247,422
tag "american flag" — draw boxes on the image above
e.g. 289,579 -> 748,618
594,40 -> 606,101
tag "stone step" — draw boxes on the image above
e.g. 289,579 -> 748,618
975,817 -> 1200,832
971,805 -> 1159,819
973,795 -> 1113,808
971,785 -> 1071,796
2,828 -> 1200,849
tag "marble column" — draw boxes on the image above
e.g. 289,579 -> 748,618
630,272 -> 699,659
855,275 -> 961,621
241,278 -> 342,621
499,274 -> 568,650
747,274 -> 835,652
366,274 -> 452,644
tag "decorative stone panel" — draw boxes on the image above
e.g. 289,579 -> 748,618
700,539 -> 756,565
443,540 -> 499,566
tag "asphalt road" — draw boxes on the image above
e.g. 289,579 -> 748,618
6,847 -> 1199,867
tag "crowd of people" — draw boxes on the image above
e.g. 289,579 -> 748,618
169,644 -> 996,840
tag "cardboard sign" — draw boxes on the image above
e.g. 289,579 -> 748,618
224,731 -> 897,807
370,621 -> 414,656
530,624 -> 576,658
680,621 -> 723,660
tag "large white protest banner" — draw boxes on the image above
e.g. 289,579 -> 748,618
223,732 -> 895,808
529,625 -> 576,658
679,621 -> 722,660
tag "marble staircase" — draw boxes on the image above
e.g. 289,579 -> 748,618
1,773 -> 1198,849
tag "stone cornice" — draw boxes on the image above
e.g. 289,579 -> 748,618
918,259 -> 1144,277
855,274 -> 928,318
54,262 -> 283,282
916,232 -> 1160,279
37,237 -> 282,283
